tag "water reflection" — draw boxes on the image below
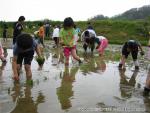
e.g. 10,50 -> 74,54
95,56 -> 106,74
0,62 -> 7,76
0,45 -> 149,113
52,48 -> 64,66
80,54 -> 107,75
80,54 -> 97,75
10,83 -> 45,113
57,66 -> 79,110
143,96 -> 150,112
119,69 -> 138,98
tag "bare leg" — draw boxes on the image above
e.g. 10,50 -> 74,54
25,64 -> 32,80
17,64 -> 22,75
12,56 -> 19,80
65,57 -> 69,66
119,55 -> 126,69
0,56 -> 6,62
71,49 -> 82,64
71,49 -> 80,61
83,43 -> 88,52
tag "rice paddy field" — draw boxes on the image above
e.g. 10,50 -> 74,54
0,39 -> 150,113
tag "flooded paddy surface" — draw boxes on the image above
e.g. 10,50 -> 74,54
0,40 -> 150,113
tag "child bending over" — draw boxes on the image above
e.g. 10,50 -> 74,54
118,40 -> 144,70
95,36 -> 108,56
12,33 -> 41,81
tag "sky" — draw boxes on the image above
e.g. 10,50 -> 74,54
0,0 -> 149,21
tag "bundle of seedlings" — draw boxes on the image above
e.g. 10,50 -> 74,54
36,56 -> 45,67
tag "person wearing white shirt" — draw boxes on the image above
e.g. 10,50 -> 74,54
52,25 -> 60,48
81,28 -> 97,53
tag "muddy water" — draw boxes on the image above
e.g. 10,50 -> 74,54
0,45 -> 150,113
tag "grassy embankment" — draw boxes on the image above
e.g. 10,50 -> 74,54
0,20 -> 149,45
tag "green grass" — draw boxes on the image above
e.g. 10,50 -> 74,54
0,20 -> 149,46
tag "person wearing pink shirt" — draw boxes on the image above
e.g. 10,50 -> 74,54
95,36 -> 108,56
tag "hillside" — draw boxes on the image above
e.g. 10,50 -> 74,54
89,5 -> 150,20
113,5 -> 150,20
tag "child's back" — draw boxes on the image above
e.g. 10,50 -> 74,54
59,17 -> 82,66
60,28 -> 77,47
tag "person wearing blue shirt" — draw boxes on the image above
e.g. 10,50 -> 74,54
12,33 -> 41,81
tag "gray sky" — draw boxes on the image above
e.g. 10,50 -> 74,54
0,0 -> 149,21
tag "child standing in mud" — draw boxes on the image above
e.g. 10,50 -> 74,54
12,33 -> 41,81
59,17 -> 82,66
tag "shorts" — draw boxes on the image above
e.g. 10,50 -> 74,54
63,46 -> 76,57
122,49 -> 138,60
13,37 -> 17,45
53,37 -> 59,44
85,38 -> 90,44
17,50 -> 34,65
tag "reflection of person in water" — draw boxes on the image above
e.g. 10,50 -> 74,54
52,48 -> 64,66
143,65 -> 150,96
58,48 -> 64,64
57,66 -> 79,110
80,56 -> 96,75
95,57 -> 106,73
80,55 -> 103,75
0,61 -> 7,76
10,84 -> 45,113
143,96 -> 150,112
119,69 -> 138,98
52,53 -> 59,66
